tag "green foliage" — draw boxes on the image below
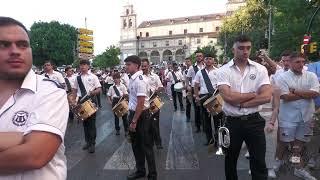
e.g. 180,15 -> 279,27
92,46 -> 121,69
189,45 -> 218,63
30,21 -> 77,67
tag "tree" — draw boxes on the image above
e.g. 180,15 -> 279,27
30,21 -> 77,67
92,46 -> 121,69
189,45 -> 218,63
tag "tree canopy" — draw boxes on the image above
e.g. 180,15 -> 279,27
30,21 -> 77,67
92,46 -> 121,69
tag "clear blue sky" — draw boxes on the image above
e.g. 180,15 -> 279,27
1,0 -> 227,54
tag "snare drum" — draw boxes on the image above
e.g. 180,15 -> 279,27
73,99 -> 98,121
149,96 -> 164,115
112,99 -> 129,118
174,82 -> 183,92
203,94 -> 224,115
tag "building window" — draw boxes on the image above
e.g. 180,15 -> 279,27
123,20 -> 127,28
140,32 -> 142,37
184,29 -> 187,34
216,26 -> 220,32
169,30 -> 173,36
126,9 -> 129,15
165,41 -> 169,46
141,42 -> 144,48
197,38 -> 201,44
178,40 -> 183,45
199,28 -> 203,33
153,42 -> 157,47
129,19 -> 133,27
146,32 -> 149,37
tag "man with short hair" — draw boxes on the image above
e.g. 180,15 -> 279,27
166,62 -> 184,111
217,35 -> 272,180
0,16 -> 68,180
43,60 -> 65,88
276,52 -> 319,180
125,55 -> 157,180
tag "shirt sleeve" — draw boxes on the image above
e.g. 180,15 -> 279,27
136,79 -> 148,97
276,75 -> 290,95
194,71 -> 201,84
309,72 -> 320,92
25,87 -> 68,142
256,66 -> 271,89
217,67 -> 231,87
107,86 -> 113,96
57,73 -> 65,84
121,84 -> 128,94
94,75 -> 102,89
186,67 -> 193,78
156,75 -> 163,88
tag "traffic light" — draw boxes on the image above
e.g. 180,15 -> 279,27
310,42 -> 318,53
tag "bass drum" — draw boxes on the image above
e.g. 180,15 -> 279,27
174,82 -> 183,92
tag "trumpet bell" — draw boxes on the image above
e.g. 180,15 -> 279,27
215,147 -> 224,156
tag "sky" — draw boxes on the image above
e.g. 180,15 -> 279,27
1,0 -> 228,55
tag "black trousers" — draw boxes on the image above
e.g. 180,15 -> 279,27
185,94 -> 192,120
96,93 -> 101,107
83,113 -> 97,146
170,84 -> 183,110
112,98 -> 128,132
192,88 -> 201,130
224,113 -> 267,180
129,110 -> 157,178
151,110 -> 162,146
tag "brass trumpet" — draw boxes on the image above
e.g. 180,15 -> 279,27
216,125 -> 230,156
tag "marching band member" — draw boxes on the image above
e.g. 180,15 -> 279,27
42,60 -> 65,88
217,35 -> 272,180
186,50 -> 204,132
184,57 -> 192,122
125,55 -> 157,180
194,54 -> 221,146
141,58 -> 164,149
107,72 -> 129,136
73,59 -> 102,154
65,66 -> 76,122
275,52 -> 319,180
104,71 -> 114,93
166,62 -> 184,112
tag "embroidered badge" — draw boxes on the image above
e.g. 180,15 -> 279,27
139,75 -> 143,80
249,74 -> 256,80
12,111 -> 28,126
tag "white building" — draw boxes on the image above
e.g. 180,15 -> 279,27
119,0 -> 246,64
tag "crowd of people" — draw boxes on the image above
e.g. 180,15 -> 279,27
0,16 -> 320,180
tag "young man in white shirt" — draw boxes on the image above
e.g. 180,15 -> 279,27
276,52 -> 319,180
0,17 -> 68,180
217,35 -> 272,180
73,60 -> 102,153
125,55 -> 157,180
166,62 -> 184,111
107,72 -> 129,136
42,60 -> 65,88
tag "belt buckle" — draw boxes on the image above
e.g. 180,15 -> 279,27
240,115 -> 248,121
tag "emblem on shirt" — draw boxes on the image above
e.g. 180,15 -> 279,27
12,111 -> 28,126
249,74 -> 256,80
139,75 -> 143,80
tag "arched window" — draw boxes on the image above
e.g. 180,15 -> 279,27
129,19 -> 133,27
126,9 -> 129,15
123,20 -> 127,28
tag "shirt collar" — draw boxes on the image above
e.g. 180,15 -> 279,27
227,59 -> 256,67
20,70 -> 37,93
131,70 -> 143,80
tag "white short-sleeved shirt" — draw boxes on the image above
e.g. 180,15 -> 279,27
121,73 -> 130,88
65,75 -> 76,91
44,71 -> 65,85
276,70 -> 319,126
128,70 -> 150,110
194,67 -> 218,95
105,76 -> 114,84
146,72 -> 163,93
73,72 -> 102,97
0,70 -> 68,180
166,70 -> 183,84
107,83 -> 128,99
217,59 -> 270,116
186,63 -> 204,87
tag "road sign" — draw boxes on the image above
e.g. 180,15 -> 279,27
79,47 -> 94,54
303,35 -> 311,45
78,34 -> 93,41
78,53 -> 94,59
78,28 -> 93,35
310,42 -> 318,53
79,41 -> 94,48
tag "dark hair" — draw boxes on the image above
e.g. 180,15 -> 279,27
0,17 -> 29,36
44,60 -> 54,66
124,55 -> 141,67
280,50 -> 292,57
194,49 -> 204,54
289,51 -> 304,60
65,66 -> 73,72
172,62 -> 178,67
112,72 -> 121,79
234,34 -> 251,44
185,57 -> 191,61
79,59 -> 90,65
141,58 -> 150,65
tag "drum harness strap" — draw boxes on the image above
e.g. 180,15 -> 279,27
201,69 -> 215,95
171,71 -> 179,84
77,75 -> 95,104
65,78 -> 72,93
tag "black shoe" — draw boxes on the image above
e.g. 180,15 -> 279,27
156,144 -> 163,149
82,144 -> 89,150
116,131 -> 120,135
127,171 -> 145,180
88,145 -> 95,153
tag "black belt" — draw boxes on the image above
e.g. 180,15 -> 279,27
227,112 -> 259,121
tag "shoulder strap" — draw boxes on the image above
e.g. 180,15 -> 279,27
65,78 -> 72,92
201,69 -> 214,94
171,71 -> 178,83
113,85 -> 121,97
77,75 -> 87,97
42,79 -> 64,89
193,65 -> 199,73
44,74 -> 49,79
